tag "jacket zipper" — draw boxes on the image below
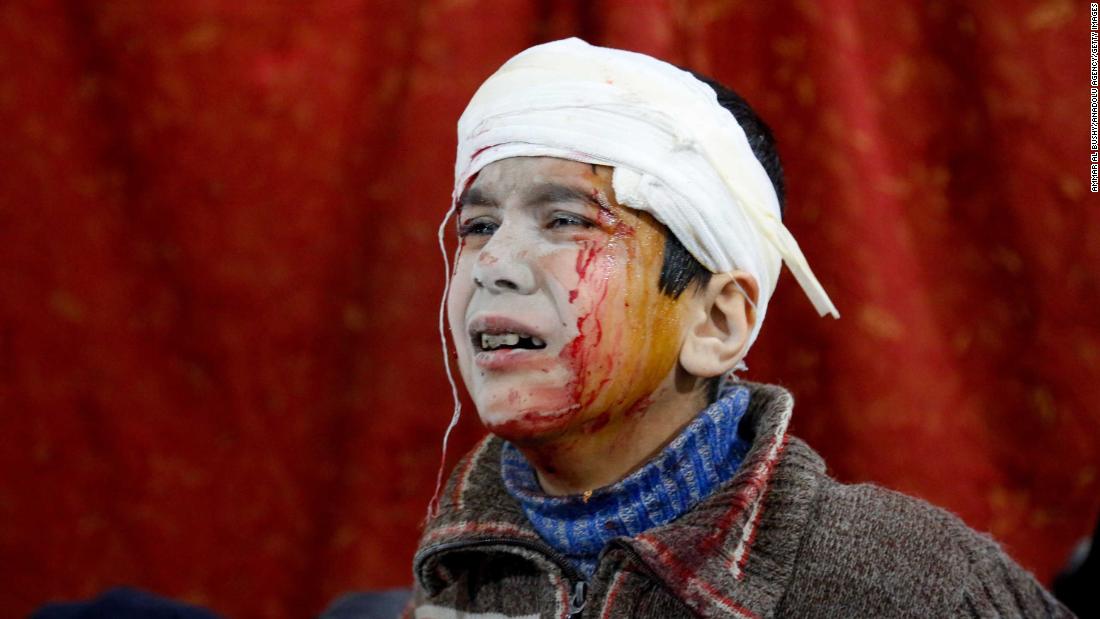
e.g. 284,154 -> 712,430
568,580 -> 588,617
417,536 -> 590,617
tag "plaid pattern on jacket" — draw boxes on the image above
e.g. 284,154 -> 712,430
408,382 -> 1071,618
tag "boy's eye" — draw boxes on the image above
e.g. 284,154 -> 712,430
457,218 -> 498,237
547,212 -> 594,229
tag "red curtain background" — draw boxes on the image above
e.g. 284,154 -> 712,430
2,1 -> 1097,617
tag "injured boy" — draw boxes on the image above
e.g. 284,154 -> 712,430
407,39 -> 1069,618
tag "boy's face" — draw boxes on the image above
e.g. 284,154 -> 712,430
448,157 -> 691,444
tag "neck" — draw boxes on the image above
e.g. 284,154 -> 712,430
515,381 -> 710,496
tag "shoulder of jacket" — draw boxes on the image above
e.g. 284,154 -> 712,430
812,476 -> 990,559
792,475 -> 999,613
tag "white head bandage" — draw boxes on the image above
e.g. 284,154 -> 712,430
453,38 -> 839,356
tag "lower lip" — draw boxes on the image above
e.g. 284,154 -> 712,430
474,348 -> 556,371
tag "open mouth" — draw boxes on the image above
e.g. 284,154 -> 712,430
471,330 -> 547,353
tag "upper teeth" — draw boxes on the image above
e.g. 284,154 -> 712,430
483,333 -> 519,349
479,333 -> 545,350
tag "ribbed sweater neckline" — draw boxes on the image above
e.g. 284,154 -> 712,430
500,384 -> 752,578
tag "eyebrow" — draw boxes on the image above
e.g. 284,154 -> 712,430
458,182 -> 604,211
458,185 -> 496,208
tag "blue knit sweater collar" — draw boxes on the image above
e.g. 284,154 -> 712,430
500,384 -> 752,577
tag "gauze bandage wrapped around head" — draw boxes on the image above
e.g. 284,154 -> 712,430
453,37 -> 839,358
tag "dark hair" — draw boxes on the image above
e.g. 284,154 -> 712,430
653,73 -> 786,403
657,72 -> 786,300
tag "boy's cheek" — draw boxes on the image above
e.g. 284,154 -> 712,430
588,229 -> 686,409
536,244 -> 592,292
577,293 -> 682,411
445,265 -> 475,373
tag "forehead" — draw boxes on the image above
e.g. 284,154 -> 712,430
462,157 -> 613,205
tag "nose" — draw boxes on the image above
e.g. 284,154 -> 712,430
472,229 -> 537,295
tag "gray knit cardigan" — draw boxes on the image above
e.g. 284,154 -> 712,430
409,383 -> 1073,618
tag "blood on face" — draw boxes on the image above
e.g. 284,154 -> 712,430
447,157 -> 689,444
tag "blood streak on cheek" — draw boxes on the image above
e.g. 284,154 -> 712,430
561,244 -> 613,413
568,242 -> 599,304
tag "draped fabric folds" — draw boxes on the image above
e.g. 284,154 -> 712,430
0,2 -> 1096,618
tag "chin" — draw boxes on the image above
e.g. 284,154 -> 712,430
475,386 -> 582,444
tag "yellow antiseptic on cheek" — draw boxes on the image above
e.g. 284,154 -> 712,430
571,211 -> 687,422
